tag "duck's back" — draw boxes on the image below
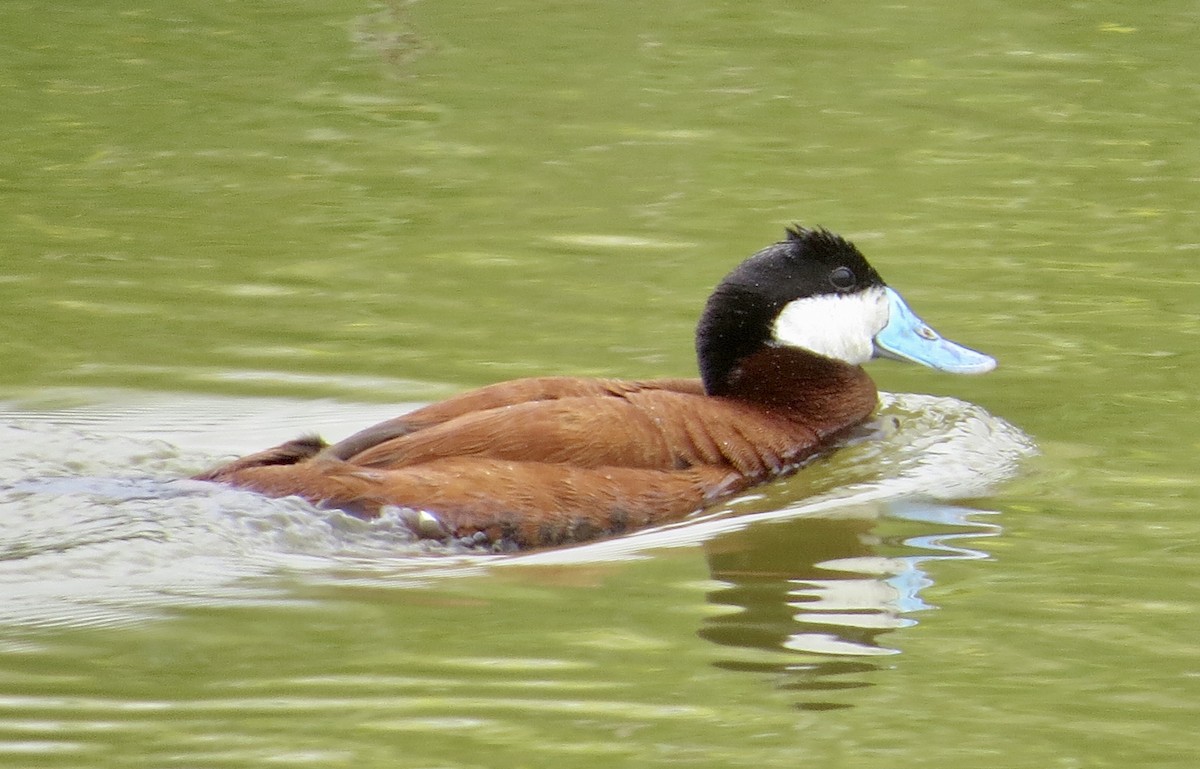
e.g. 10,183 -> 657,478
324,376 -> 706,461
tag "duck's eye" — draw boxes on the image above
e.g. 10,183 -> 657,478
829,266 -> 856,291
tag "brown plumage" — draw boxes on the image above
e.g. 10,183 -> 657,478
194,226 -> 994,550
194,354 -> 877,550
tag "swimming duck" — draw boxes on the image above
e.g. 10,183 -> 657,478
195,226 -> 995,550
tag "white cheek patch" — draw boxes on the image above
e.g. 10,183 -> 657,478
771,288 -> 889,365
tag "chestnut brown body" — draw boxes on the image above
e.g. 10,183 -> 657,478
195,349 -> 878,549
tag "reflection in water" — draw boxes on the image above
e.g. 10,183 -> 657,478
699,501 -> 998,710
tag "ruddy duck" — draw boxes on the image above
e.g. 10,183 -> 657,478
195,226 -> 995,550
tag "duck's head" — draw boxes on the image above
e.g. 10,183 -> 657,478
696,226 -> 996,396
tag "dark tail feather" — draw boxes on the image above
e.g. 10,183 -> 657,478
192,435 -> 327,482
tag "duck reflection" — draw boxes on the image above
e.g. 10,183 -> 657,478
699,500 -> 998,710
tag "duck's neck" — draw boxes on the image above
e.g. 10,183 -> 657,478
711,347 -> 879,438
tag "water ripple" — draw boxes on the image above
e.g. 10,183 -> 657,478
0,390 -> 1034,630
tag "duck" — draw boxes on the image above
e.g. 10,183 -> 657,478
194,226 -> 995,551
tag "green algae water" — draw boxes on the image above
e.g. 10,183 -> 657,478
1,1 -> 1198,766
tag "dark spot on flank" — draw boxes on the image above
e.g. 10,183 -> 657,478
490,537 -> 521,554
538,521 -> 566,547
567,517 -> 601,543
498,516 -> 523,545
607,508 -> 630,534
336,500 -> 375,520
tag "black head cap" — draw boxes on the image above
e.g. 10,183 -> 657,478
695,226 -> 885,395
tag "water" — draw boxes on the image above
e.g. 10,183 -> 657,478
1,0 -> 1198,766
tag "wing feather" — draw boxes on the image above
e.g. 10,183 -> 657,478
324,376 -> 703,460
